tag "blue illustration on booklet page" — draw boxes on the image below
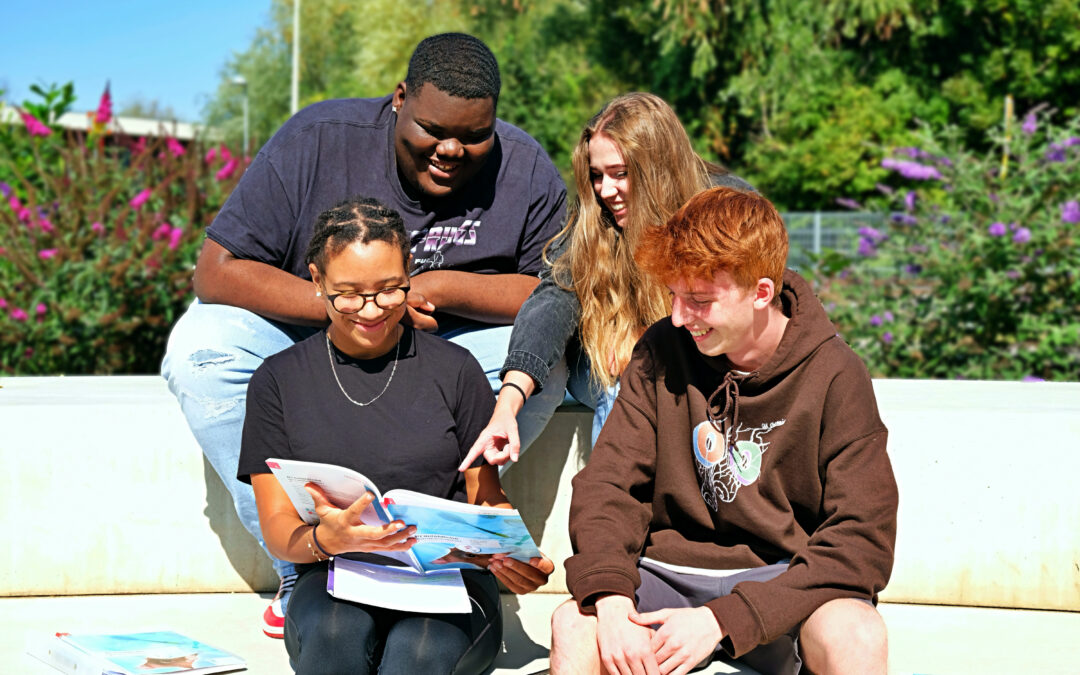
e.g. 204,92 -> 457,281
386,504 -> 542,571
56,630 -> 244,673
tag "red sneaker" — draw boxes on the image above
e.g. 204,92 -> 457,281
263,573 -> 297,639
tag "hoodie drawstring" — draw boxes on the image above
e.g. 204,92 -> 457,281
707,371 -> 741,449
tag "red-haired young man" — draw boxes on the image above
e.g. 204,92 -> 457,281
551,186 -> 898,675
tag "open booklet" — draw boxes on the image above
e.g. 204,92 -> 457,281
27,630 -> 245,675
266,458 -> 543,613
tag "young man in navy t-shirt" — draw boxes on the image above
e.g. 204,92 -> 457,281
161,33 -> 567,638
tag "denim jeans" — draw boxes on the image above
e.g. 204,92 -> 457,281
564,348 -> 619,447
161,301 -> 567,582
590,380 -> 620,447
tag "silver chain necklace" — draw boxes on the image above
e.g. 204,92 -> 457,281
325,331 -> 401,407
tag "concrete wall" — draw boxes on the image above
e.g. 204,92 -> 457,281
2,376 -> 1079,611
1,376 -> 276,595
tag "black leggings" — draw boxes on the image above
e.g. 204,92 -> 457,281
283,564 -> 502,675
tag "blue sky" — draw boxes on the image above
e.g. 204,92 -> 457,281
1,0 -> 272,122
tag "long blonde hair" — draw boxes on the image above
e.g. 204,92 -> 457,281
550,92 -> 717,389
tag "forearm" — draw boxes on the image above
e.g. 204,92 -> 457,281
193,239 -> 329,326
465,464 -> 513,509
260,510 -> 328,564
492,370 -> 536,419
410,270 -> 539,324
565,350 -> 659,609
501,273 -> 580,390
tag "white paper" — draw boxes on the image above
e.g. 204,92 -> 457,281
329,558 -> 471,614
265,458 -> 388,525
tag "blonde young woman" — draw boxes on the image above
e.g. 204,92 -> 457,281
460,92 -> 754,468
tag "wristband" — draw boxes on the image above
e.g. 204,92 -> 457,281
312,523 -> 333,559
499,381 -> 528,402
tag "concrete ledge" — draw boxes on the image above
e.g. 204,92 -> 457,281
0,376 -> 277,596
3,376 -> 1080,611
3,375 -> 1080,673
4,377 -> 1080,604
872,379 -> 1080,610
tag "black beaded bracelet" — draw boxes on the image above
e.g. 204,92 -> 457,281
499,381 -> 528,402
312,523 -> 333,559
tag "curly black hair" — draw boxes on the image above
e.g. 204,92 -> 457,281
405,33 -> 500,103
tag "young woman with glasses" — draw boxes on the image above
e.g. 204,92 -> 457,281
462,92 -> 754,468
236,197 -> 553,674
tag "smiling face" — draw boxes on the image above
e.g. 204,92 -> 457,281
310,239 -> 409,359
392,83 -> 496,200
588,131 -> 629,227
669,270 -> 776,369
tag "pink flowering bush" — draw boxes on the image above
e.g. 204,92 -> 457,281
0,83 -> 246,374
814,111 -> 1080,381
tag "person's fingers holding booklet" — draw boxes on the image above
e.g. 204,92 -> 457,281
305,483 -> 417,554
487,554 -> 554,594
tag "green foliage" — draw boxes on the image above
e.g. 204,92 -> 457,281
203,19 -> 292,153
117,96 -> 180,122
473,0 -> 626,179
531,0 -> 1080,209
203,0 -> 470,152
809,111 -> 1080,380
0,85 -> 245,374
201,0 -> 1080,210
21,82 -> 77,124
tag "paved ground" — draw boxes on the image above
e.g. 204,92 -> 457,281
4,593 -> 1080,674
4,592 -> 756,674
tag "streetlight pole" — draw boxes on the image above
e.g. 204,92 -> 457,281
232,76 -> 249,155
291,0 -> 300,114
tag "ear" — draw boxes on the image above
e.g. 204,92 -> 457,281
392,82 -> 407,110
308,263 -> 322,294
752,278 -> 776,310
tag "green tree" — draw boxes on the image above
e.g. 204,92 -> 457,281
202,0 -> 1080,209
117,96 -> 180,121
203,0 -> 469,151
572,0 -> 1080,208
469,0 -> 628,178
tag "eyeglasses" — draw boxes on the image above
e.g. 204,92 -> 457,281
324,286 -> 410,314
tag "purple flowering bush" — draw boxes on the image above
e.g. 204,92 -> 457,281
0,85 -> 245,374
813,111 -> 1080,381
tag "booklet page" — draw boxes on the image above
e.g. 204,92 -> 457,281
329,558 -> 471,614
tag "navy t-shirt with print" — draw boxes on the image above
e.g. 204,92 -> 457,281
238,327 -> 496,503
207,95 -> 566,286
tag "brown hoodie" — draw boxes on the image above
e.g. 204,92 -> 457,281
565,270 -> 898,658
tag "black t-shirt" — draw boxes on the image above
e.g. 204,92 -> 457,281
238,327 -> 496,503
207,95 -> 567,282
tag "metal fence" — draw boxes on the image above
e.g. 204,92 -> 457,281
783,211 -> 885,270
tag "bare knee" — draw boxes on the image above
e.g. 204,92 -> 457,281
799,598 -> 887,675
550,599 -> 600,675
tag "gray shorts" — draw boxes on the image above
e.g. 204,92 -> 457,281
635,559 -> 802,675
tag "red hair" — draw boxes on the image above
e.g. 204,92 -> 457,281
635,186 -> 788,290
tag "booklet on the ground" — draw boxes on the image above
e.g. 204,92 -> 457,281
27,630 -> 245,675
266,458 -> 543,613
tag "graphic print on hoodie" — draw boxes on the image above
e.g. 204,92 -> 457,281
692,416 -> 786,510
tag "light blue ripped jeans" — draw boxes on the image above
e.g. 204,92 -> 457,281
161,301 -> 569,587
564,354 -> 621,447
